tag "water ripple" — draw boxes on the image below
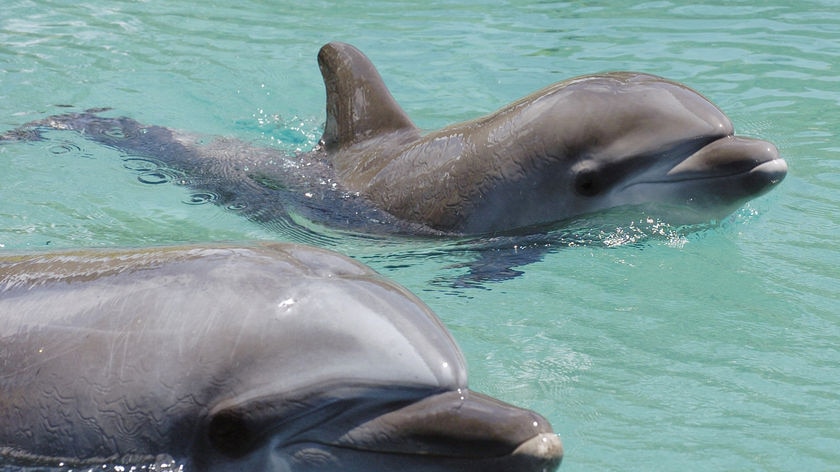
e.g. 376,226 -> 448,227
183,191 -> 219,205
122,156 -> 184,185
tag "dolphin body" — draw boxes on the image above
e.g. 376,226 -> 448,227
2,42 -> 786,236
0,243 -> 562,471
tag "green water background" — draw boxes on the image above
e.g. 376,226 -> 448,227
2,1 -> 839,470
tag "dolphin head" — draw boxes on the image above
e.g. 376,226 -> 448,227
0,243 -> 561,471
165,244 -> 563,471
461,72 -> 787,232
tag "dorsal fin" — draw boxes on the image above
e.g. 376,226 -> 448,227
317,42 -> 416,152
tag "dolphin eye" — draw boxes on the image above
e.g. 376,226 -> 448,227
208,409 -> 254,458
574,168 -> 601,197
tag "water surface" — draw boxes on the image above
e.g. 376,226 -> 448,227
2,1 -> 839,470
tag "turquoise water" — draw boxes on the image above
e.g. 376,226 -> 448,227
2,0 -> 839,470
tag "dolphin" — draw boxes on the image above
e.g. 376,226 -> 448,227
1,42 -> 786,236
0,243 -> 563,471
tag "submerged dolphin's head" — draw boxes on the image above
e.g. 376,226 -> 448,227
459,72 -> 788,232
0,243 -> 561,471
162,244 -> 563,471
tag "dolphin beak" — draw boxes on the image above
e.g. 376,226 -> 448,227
666,136 -> 787,195
617,135 -> 787,223
338,390 -> 563,471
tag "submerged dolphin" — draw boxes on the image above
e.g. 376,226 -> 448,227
1,42 -> 786,236
0,243 -> 563,471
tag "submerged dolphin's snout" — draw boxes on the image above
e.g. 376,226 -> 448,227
339,390 -> 563,471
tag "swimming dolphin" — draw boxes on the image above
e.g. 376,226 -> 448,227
1,42 -> 786,236
0,243 -> 563,471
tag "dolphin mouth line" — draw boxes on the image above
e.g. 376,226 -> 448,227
273,387 -> 563,463
307,431 -> 563,460
623,157 -> 788,190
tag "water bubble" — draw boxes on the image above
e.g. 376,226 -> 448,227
123,157 -> 161,172
124,157 -> 184,185
48,141 -> 82,155
183,192 -> 219,205
137,168 -> 183,185
102,127 -> 126,139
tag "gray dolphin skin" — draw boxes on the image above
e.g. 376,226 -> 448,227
0,243 -> 563,471
1,42 -> 786,236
